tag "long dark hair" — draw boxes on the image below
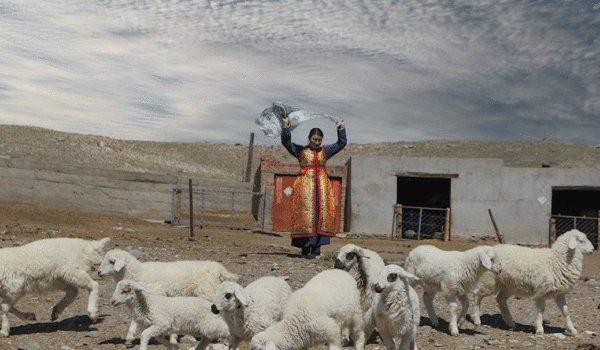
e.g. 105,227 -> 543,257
308,128 -> 324,139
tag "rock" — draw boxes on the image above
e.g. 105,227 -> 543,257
487,340 -> 497,346
85,330 -> 100,338
584,330 -> 597,336
419,325 -> 432,332
211,344 -> 228,350
552,333 -> 566,340
17,343 -> 42,350
434,343 -> 443,347
61,347 -> 73,350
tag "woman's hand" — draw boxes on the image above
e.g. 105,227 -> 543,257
281,113 -> 289,127
338,119 -> 345,129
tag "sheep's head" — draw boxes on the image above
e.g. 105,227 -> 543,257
250,331 -> 277,350
111,280 -> 147,306
478,247 -> 502,274
212,281 -> 252,315
373,264 -> 419,293
561,229 -> 595,254
334,244 -> 369,270
98,249 -> 129,277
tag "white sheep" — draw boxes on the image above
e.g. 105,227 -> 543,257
470,229 -> 594,335
249,269 -> 365,350
334,244 -> 385,338
404,245 -> 502,336
211,276 -> 292,350
373,264 -> 421,350
98,249 -> 238,344
111,280 -> 230,350
0,237 -> 110,337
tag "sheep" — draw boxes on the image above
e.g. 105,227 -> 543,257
470,229 -> 594,335
249,269 -> 365,350
98,248 -> 238,344
373,264 -> 421,350
333,244 -> 385,338
404,245 -> 502,336
211,276 -> 292,350
0,237 -> 110,337
111,280 -> 230,350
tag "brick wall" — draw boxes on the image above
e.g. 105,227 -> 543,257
259,155 -> 348,232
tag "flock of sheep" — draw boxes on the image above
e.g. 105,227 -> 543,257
0,229 -> 594,350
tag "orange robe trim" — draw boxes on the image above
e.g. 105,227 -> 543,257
291,147 -> 337,238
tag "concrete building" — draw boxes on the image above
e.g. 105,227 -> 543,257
346,156 -> 600,246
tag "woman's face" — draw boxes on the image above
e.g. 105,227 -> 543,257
308,134 -> 322,150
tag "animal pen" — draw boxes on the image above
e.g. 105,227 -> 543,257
171,186 -> 266,231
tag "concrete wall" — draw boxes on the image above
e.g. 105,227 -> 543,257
0,158 -> 253,221
347,156 -> 600,244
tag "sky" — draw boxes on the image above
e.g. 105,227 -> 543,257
1,0 -> 599,146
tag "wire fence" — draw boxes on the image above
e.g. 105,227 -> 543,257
551,215 -> 599,249
171,188 -> 266,230
392,205 -> 450,241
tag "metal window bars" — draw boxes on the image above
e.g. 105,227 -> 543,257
392,205 -> 450,241
550,215 -> 599,249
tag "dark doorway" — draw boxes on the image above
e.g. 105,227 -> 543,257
397,176 -> 451,209
551,188 -> 600,249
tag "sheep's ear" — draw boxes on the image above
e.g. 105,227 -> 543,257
355,247 -> 370,259
265,341 -> 277,350
233,289 -> 249,307
479,252 -> 492,270
114,257 -> 127,272
132,283 -> 148,293
568,236 -> 578,250
399,270 -> 420,283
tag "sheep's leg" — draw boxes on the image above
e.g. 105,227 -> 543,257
9,305 -> 36,321
323,318 -> 343,350
471,293 -> 485,326
380,332 -> 396,350
398,333 -> 416,350
445,294 -> 460,336
555,294 -> 577,336
169,333 -> 179,344
126,320 -> 138,344
193,336 -> 212,350
496,291 -> 515,330
154,333 -> 179,350
534,298 -> 546,335
1,298 -> 15,337
228,334 -> 240,350
62,270 -> 100,322
457,294 -> 469,327
362,308 -> 377,342
422,291 -> 439,327
349,313 -> 366,350
51,285 -> 79,321
140,325 -> 171,350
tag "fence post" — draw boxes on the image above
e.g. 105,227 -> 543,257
488,209 -> 503,244
395,204 -> 403,239
175,171 -> 182,223
550,217 -> 556,245
444,208 -> 450,241
245,132 -> 254,183
189,179 -> 194,239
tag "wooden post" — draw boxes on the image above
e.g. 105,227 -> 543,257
189,179 -> 194,238
550,217 -> 556,245
394,204 -> 403,239
488,209 -> 503,244
175,171 -> 182,223
444,208 -> 451,241
245,132 -> 255,183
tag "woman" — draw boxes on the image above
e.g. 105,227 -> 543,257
280,114 -> 346,259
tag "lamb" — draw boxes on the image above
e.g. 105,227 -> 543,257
249,269 -> 365,350
373,264 -> 421,350
404,245 -> 502,336
0,237 -> 110,337
211,276 -> 292,350
98,249 -> 238,343
334,244 -> 385,338
111,280 -> 230,350
470,229 -> 594,335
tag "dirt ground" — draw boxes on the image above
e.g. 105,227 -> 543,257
1,203 -> 599,350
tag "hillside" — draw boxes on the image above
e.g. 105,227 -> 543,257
1,125 -> 599,181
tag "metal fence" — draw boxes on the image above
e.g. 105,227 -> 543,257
550,215 -> 599,249
171,188 -> 266,230
392,205 -> 450,241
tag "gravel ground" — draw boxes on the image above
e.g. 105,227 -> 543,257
1,203 -> 599,350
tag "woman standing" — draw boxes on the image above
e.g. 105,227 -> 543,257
280,114 -> 346,259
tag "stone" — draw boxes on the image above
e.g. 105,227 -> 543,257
85,330 -> 100,338
487,340 -> 497,346
61,347 -> 73,350
17,343 -> 42,350
586,279 -> 600,287
552,333 -> 566,340
584,330 -> 597,336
